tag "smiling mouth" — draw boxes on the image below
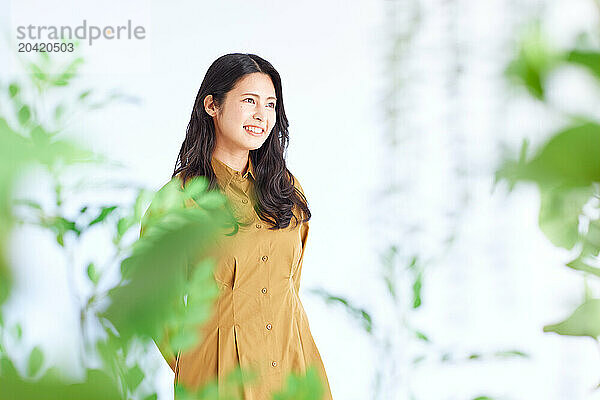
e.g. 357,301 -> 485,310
244,126 -> 265,135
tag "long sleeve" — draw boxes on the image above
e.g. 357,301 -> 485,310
291,173 -> 310,295
139,209 -> 178,373
293,219 -> 309,294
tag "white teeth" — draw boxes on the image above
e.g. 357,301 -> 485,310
245,126 -> 263,134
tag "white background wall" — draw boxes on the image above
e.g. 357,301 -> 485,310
1,0 -> 600,399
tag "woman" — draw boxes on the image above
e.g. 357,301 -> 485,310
160,53 -> 332,399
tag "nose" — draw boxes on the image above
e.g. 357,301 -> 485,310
254,108 -> 265,121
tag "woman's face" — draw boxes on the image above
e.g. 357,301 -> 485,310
208,72 -> 277,154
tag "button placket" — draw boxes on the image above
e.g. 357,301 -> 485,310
259,241 -> 275,370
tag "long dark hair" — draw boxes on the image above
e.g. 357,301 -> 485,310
172,53 -> 310,231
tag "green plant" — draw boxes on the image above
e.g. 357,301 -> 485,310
496,15 -> 600,389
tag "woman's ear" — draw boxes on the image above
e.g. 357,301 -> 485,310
204,94 -> 217,117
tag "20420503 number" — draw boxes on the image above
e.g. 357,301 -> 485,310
18,42 -> 74,53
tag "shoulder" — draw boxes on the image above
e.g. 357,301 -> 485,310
145,175 -> 186,213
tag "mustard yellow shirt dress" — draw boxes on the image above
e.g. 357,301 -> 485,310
154,154 -> 333,399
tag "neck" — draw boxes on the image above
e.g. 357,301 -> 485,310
212,147 -> 249,173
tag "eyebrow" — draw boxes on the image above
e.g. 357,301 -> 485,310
241,92 -> 277,101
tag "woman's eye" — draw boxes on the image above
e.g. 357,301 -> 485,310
243,98 -> 275,108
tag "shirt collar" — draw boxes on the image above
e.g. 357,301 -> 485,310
211,153 -> 256,187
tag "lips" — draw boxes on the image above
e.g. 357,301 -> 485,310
244,125 -> 265,136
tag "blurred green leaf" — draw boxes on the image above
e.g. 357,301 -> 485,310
27,346 -> 44,376
116,189 -> 152,242
527,122 -> 600,187
78,89 -> 92,101
169,328 -> 198,353
493,350 -> 529,358
14,198 -> 43,211
543,298 -> 600,337
538,186 -> 592,250
159,258 -> 220,357
52,57 -> 84,87
116,216 -> 132,238
311,288 -> 373,334
271,366 -> 324,400
142,179 -> 185,222
182,176 -> 209,204
175,366 -> 251,400
30,125 -> 51,146
18,105 -> 31,125
39,50 -> 50,63
494,138 -> 529,192
186,258 -> 219,310
505,22 -> 559,100
194,190 -> 227,210
412,271 -> 422,309
14,323 -> 22,340
124,364 -> 144,392
0,118 -> 37,305
41,216 -> 80,247
583,219 -> 600,252
498,122 -> 600,189
1,355 -> 19,377
89,206 -> 117,227
8,83 -> 19,98
0,362 -> 121,399
407,255 -> 418,271
101,182 -> 231,349
566,50 -> 600,80
412,355 -> 426,365
133,188 -> 153,221
0,252 -> 10,308
54,103 -> 66,122
414,330 -> 429,342
28,62 -> 47,83
381,245 -> 398,300
566,255 -> 600,277
383,276 -> 396,300
87,262 -> 100,285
